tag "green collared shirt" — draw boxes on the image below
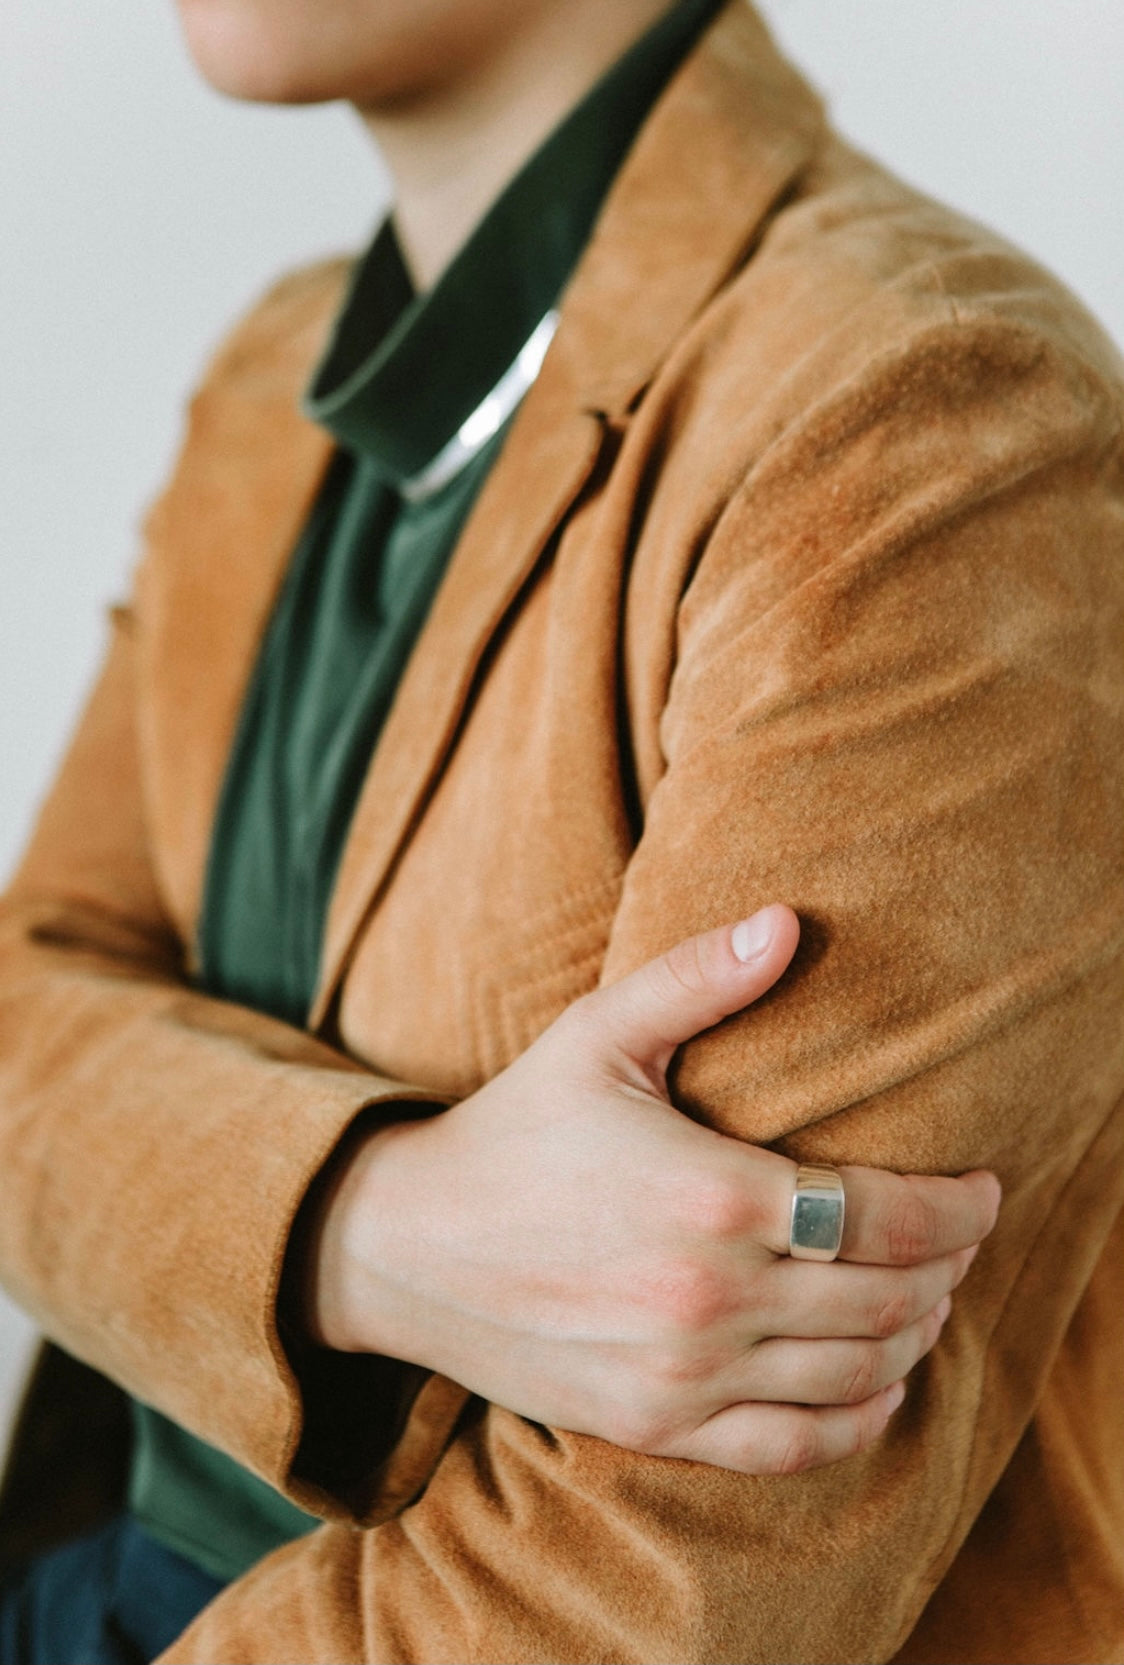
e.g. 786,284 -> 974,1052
129,0 -> 724,1586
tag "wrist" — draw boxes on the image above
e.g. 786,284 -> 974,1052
301,1111 -> 432,1356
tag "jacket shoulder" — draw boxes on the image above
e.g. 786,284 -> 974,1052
733,134 -> 1124,424
195,254 -> 353,399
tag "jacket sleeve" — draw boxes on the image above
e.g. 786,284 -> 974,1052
161,313 -> 1124,1663
0,599 -> 447,1515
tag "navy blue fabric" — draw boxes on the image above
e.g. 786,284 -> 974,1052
0,1515 -> 224,1665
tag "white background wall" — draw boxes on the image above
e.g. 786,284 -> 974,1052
1,0 -> 1122,1440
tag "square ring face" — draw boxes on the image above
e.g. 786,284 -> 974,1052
790,1189 -> 845,1260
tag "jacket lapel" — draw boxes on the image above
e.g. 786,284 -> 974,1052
309,373 -> 606,1030
309,0 -> 824,1029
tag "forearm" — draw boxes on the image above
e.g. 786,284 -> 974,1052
0,610 -> 447,1505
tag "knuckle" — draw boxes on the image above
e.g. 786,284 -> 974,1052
869,1286 -> 910,1340
601,1409 -> 646,1451
773,1423 -> 820,1476
658,936 -> 710,1001
652,1341 -> 719,1390
682,1175 -> 757,1240
650,1259 -> 731,1334
838,1347 -> 880,1405
603,1401 -> 671,1455
885,1190 -> 939,1263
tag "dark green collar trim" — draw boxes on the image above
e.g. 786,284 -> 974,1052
304,0 -> 725,488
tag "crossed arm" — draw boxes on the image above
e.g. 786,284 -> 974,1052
0,616 -> 993,1614
304,907 -> 995,1476
1,308 -> 1122,1663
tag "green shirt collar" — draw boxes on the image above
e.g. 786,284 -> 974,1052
304,0 -> 724,490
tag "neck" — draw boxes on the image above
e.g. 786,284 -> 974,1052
357,0 -> 673,291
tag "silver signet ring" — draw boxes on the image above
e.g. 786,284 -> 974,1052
789,1164 -> 846,1261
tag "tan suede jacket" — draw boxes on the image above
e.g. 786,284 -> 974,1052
1,5 -> 1122,1660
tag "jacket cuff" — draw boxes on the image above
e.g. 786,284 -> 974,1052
275,1099 -> 440,1516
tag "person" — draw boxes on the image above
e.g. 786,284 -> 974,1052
0,0 -> 1121,1660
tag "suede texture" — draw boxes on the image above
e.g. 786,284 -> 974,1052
1,4 -> 1123,1660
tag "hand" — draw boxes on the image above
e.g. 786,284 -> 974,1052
307,906 -> 1000,1474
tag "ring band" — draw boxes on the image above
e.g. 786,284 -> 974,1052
789,1164 -> 845,1261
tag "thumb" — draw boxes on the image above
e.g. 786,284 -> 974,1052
592,905 -> 800,1071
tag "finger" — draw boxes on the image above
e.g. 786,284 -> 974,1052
719,1296 -> 950,1408
589,906 -> 800,1068
751,1162 -> 1000,1264
760,1246 -> 976,1339
834,1166 -> 1001,1264
663,1381 -> 906,1475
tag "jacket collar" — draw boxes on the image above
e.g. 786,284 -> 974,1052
559,0 -> 824,418
303,0 -> 727,491
307,0 -> 825,1028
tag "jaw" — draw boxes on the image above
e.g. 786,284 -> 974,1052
171,0 -> 547,109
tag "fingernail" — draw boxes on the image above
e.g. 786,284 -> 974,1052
937,1294 -> 952,1324
732,910 -> 774,963
886,1381 -> 906,1413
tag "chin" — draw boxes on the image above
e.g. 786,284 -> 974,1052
174,0 -> 356,105
173,0 -> 467,109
